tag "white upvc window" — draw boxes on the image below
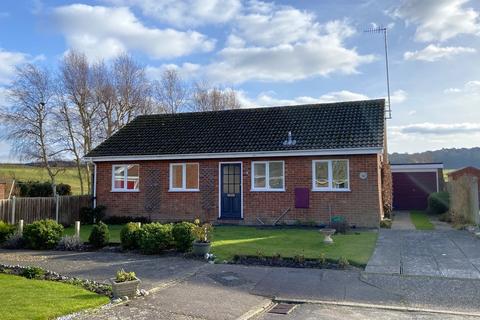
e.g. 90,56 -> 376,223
251,161 -> 285,191
112,164 -> 140,192
312,159 -> 350,191
169,163 -> 199,191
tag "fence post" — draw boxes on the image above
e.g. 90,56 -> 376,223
19,219 -> 24,235
55,194 -> 59,223
75,221 -> 80,238
11,196 -> 16,224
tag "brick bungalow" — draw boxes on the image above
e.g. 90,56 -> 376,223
85,99 -> 388,227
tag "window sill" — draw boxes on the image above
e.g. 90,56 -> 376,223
250,189 -> 286,192
312,189 -> 351,192
111,189 -> 140,193
168,189 -> 200,192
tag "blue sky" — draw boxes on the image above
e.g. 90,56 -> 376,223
1,0 -> 480,161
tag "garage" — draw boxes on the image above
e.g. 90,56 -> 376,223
391,163 -> 444,211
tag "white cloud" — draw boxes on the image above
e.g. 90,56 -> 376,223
445,80 -> 480,94
404,44 -> 476,62
393,122 -> 480,135
390,89 -> 407,104
388,123 -> 480,153
107,0 -> 241,27
204,20 -> 373,83
0,49 -> 29,85
233,3 -> 323,47
238,90 -> 370,108
52,4 -> 215,61
391,0 -> 480,42
146,63 -> 202,80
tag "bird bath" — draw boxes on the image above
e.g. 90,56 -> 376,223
319,228 -> 336,244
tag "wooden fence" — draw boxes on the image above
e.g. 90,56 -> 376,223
447,175 -> 480,225
0,195 -> 91,225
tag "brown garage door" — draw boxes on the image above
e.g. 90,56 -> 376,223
392,172 -> 437,210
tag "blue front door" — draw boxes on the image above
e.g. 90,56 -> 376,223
220,163 -> 242,219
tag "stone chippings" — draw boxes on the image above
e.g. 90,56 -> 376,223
0,263 -> 112,297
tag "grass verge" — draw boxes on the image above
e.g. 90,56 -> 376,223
0,274 -> 108,320
211,226 -> 377,267
410,211 -> 435,230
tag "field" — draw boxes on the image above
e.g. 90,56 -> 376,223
0,164 -> 87,195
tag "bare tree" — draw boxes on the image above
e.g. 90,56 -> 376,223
54,84 -> 86,194
112,54 -> 152,124
59,50 -> 97,193
0,64 -> 64,188
91,61 -> 116,139
191,81 -> 241,112
153,68 -> 189,114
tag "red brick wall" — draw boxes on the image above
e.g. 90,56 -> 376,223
95,154 -> 382,227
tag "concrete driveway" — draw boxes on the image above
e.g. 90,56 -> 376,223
366,229 -> 480,279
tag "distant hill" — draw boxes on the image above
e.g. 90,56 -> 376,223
389,147 -> 480,169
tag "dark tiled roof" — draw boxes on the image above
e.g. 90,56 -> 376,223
86,99 -> 385,158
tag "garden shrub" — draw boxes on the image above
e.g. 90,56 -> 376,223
172,222 -> 195,252
338,257 -> 350,269
18,181 -> 71,197
23,219 -> 64,249
79,205 -> 106,224
138,223 -> 173,254
318,253 -> 326,265
56,235 -> 83,251
330,216 -> 350,234
427,192 -> 450,215
89,222 -> 110,248
2,232 -> 24,249
115,269 -> 137,282
0,221 -> 15,243
103,215 -> 151,225
21,266 -> 45,279
380,219 -> 392,229
120,222 -> 142,250
439,212 -> 452,223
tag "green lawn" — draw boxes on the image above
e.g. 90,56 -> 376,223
0,164 -> 88,195
64,224 -> 378,267
211,226 -> 378,267
410,211 -> 435,230
0,274 -> 108,320
64,224 -> 123,243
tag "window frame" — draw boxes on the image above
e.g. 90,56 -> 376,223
111,164 -> 140,192
312,159 -> 350,192
169,162 -> 200,192
251,160 -> 285,192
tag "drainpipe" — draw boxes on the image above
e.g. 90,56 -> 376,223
91,161 -> 97,208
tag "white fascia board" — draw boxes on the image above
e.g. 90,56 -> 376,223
84,147 -> 383,162
391,163 -> 444,172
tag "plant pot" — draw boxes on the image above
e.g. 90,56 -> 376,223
109,277 -> 141,298
319,228 -> 336,244
192,241 -> 211,256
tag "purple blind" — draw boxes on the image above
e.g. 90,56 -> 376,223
295,187 -> 309,208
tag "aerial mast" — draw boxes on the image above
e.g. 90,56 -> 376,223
365,25 -> 392,119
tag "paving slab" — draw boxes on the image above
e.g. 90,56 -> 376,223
391,211 -> 415,230
258,303 -> 480,320
366,229 -> 480,279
